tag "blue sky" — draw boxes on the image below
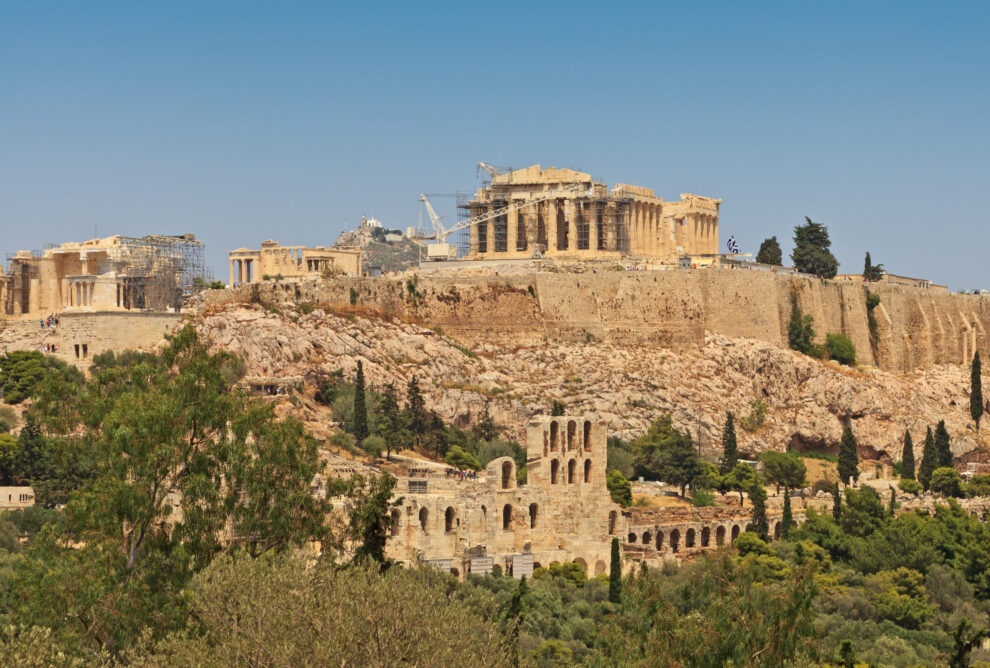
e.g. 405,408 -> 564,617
2,1 -> 988,289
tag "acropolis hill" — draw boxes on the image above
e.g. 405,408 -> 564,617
207,269 -> 989,373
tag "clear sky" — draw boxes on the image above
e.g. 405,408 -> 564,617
2,1 -> 988,289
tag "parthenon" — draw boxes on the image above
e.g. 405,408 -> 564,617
465,165 -> 721,262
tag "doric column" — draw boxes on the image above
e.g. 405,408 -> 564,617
546,201 -> 558,252
468,206 -> 479,256
650,205 -> 659,256
506,203 -> 518,254
712,215 -> 719,255
565,200 -> 577,252
486,204 -> 496,256
588,200 -> 598,252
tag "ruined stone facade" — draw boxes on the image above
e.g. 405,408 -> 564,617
228,241 -> 362,286
385,415 -> 626,577
465,165 -> 721,263
1,234 -> 203,319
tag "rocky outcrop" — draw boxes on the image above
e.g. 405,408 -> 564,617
196,302 -> 990,464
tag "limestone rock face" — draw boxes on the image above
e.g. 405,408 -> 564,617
195,303 -> 990,463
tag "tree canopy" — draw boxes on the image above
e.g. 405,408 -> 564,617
630,415 -> 704,496
791,217 -> 838,278
755,236 -> 783,265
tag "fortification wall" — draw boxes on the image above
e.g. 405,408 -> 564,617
56,311 -> 184,365
204,270 -> 990,371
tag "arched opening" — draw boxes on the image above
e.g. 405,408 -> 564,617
550,459 -> 560,484
543,431 -> 548,457
670,529 -> 680,553
686,528 -> 696,548
584,459 -> 591,483
643,531 -> 652,546
550,422 -> 559,451
731,525 -> 740,543
567,459 -> 576,484
445,507 -> 455,533
656,532 -> 664,551
419,507 -> 429,533
583,420 -> 592,449
627,532 -> 637,543
595,560 -> 607,576
701,526 -> 711,547
567,420 -> 576,450
774,521 -> 782,540
502,504 -> 512,530
450,567 -> 460,578
529,503 -> 538,529
608,511 -> 617,535
716,525 -> 726,546
501,461 -> 513,489
390,509 -> 401,537
573,558 -> 587,573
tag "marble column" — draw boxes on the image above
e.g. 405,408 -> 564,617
507,203 -> 518,254
486,204 -> 496,256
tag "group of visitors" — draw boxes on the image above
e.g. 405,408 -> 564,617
39,314 -> 59,328
39,342 -> 57,353
445,468 -> 478,480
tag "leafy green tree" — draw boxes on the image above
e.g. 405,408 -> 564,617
825,332 -> 856,366
760,451 -> 807,495
359,434 -> 385,457
748,482 -> 770,541
474,401 -> 498,441
867,567 -> 933,629
930,467 -> 964,498
444,445 -> 481,471
839,640 -> 856,668
352,361 -> 369,443
551,400 -> 565,417
950,618 -> 988,668
935,419 -> 953,468
347,473 -> 400,568
898,478 -> 922,495
782,491 -> 793,539
718,411 -> 738,475
965,473 -> 990,498
374,381 -> 405,459
501,575 -> 529,667
788,301 -> 816,354
838,425 -> 859,485
608,537 -> 622,604
606,469 -> 632,507
901,429 -> 915,481
791,216 -> 838,278
862,251 -> 884,282
6,326 -> 338,656
755,236 -> 782,265
839,487 -> 886,538
724,462 -> 757,506
0,405 -> 17,433
972,351 -> 984,431
919,426 -> 937,490
631,415 -> 703,496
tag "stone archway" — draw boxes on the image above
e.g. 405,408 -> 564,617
550,421 -> 559,451
567,459 -> 576,484
686,528 -> 696,548
419,507 -> 429,533
670,529 -> 680,553
584,420 -> 592,450
502,504 -> 512,530
701,526 -> 711,547
774,521 -> 782,540
627,532 -> 637,543
551,459 -> 560,484
595,560 -> 607,576
529,503 -> 538,529
501,461 -> 513,489
390,509 -> 401,537
608,511 -> 617,535
716,525 -> 726,546
643,531 -> 652,546
444,506 -> 455,533
656,532 -> 664,552
584,459 -> 592,483
731,525 -> 740,542
567,420 -> 577,450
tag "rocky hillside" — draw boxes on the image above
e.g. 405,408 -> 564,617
333,226 -> 422,273
195,301 -> 990,464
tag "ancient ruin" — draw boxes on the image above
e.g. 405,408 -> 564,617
228,240 -> 362,285
464,165 -> 721,263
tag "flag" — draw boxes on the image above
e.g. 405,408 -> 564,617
727,236 -> 739,254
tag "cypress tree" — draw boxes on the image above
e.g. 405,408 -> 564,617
719,411 -> 738,475
901,429 -> 915,481
608,537 -> 622,604
833,482 -> 842,521
749,482 -> 769,541
919,426 -> 937,491
404,375 -> 428,441
972,352 -> 984,432
781,491 -> 793,539
352,360 -> 369,443
838,425 -> 859,485
888,486 -> 897,517
935,420 -> 952,469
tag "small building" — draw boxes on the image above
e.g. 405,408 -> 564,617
0,486 -> 35,510
229,241 -> 362,285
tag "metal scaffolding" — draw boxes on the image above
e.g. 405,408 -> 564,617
116,234 -> 210,309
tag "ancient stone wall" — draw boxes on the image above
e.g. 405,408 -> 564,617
205,270 -> 990,372
55,311 -> 184,365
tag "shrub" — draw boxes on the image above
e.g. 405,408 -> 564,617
898,478 -> 922,496
359,435 -> 385,457
812,479 -> 836,495
299,302 -> 315,315
826,333 -> 856,366
740,400 -> 768,431
0,405 -> 16,433
349,287 -> 358,306
444,445 -> 481,471
965,474 -> 990,498
929,467 -> 963,498
734,531 -> 771,557
690,489 -> 715,507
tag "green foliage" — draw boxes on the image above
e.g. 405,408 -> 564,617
935,419 -> 953,469
606,436 -> 634,479
352,360 -> 369,443
838,425 -> 859,485
755,236 -> 782,265
90,349 -> 160,372
718,411 -> 737,475
782,492 -> 794,538
748,482 -> 770,541
788,299 -> 817,355
867,568 -> 933,629
739,399 -> 768,432
760,451 -> 807,494
919,426 -> 937,491
605,469 -> 632,507
826,332 -> 856,366
0,405 -> 15,433
444,445 -> 481,471
930,467 -> 964,498
0,351 -> 81,405
898,478 -> 922,495
608,537 -> 621,604
374,381 -> 405,459
965,473 -> 990,498
791,216 -> 838,278
346,473 -> 400,568
866,291 -> 882,310
901,429 -> 915,481
690,489 -> 716,507
359,434 -> 385,457
973,351 -> 984,431
298,301 -> 315,315
734,531 -> 771,556
404,375 -> 428,441
474,401 -> 497,441
833,482 -> 842,521
863,251 -> 885,282
550,400 -> 565,417
722,462 -> 757,506
349,286 -> 358,305
630,415 -> 704,496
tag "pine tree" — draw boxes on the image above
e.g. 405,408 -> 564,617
863,252 -> 885,282
901,429 -> 915,481
352,361 -> 369,443
935,420 -> 952,469
919,426 -> 937,491
608,537 -> 622,604
719,411 -> 738,475
833,482 -> 842,521
838,425 -> 859,485
749,482 -> 769,541
404,375 -> 428,442
972,352 -> 984,432
475,401 -> 497,441
755,236 -> 782,265
375,382 -> 404,460
791,217 -> 838,278
501,575 -> 529,668
781,491 -> 793,539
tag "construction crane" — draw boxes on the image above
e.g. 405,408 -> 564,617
419,178 -> 594,261
476,162 -> 509,180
